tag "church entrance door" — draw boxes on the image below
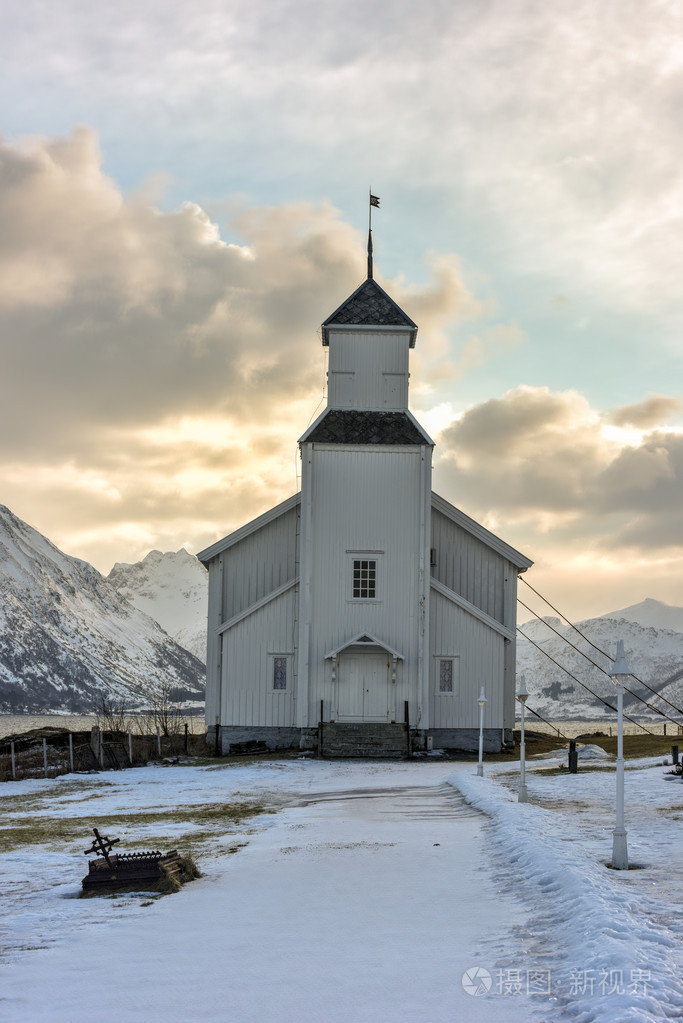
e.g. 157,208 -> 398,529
337,650 -> 390,721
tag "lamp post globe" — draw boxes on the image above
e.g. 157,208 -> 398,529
609,640 -> 630,870
477,686 -> 487,777
517,675 -> 529,803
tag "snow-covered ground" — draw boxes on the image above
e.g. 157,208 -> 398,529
1,755 -> 682,1022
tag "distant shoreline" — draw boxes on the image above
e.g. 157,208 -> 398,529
0,713 -> 668,742
0,712 -> 206,740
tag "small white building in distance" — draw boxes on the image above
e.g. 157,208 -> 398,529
198,255 -> 533,757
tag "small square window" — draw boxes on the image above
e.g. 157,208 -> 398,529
273,657 -> 288,690
439,659 -> 454,693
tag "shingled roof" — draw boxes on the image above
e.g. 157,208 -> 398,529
302,409 -> 432,446
321,279 -> 418,347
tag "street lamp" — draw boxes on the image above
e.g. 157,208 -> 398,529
609,640 -> 631,869
517,674 -> 529,803
477,686 -> 487,777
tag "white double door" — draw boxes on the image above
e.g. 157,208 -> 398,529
337,650 -> 391,721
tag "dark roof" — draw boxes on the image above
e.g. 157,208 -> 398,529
322,279 -> 417,346
303,409 -> 432,446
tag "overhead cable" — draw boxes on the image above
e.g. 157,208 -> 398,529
519,577 -> 683,717
516,626 -> 657,736
517,597 -> 682,726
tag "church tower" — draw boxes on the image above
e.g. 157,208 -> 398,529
297,267 -> 435,735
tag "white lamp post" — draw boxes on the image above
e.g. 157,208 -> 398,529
517,674 -> 528,803
609,640 -> 630,869
477,686 -> 487,776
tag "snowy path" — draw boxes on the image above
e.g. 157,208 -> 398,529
1,760 -> 537,1023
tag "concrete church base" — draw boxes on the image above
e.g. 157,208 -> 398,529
422,727 -> 513,753
206,725 -> 513,756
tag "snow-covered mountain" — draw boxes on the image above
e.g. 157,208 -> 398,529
601,597 -> 683,635
517,603 -> 683,723
0,506 -> 205,713
108,549 -> 208,662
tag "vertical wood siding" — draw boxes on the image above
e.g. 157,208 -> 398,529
220,588 -> 297,726
429,589 -> 505,729
305,445 -> 427,724
503,570 -> 520,727
204,555 -> 224,727
431,509 -> 507,624
220,504 -> 299,622
327,332 -> 410,408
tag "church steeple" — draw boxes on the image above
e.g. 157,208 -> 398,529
321,195 -> 417,346
310,203 -> 423,421
321,278 -> 418,347
367,191 -> 380,280
301,264 -> 432,438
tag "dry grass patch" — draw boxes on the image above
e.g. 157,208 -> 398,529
574,734 -> 673,759
489,731 -> 673,764
0,801 -> 270,854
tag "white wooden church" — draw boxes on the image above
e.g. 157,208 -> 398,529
199,241 -> 532,757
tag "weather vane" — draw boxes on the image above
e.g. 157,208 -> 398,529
368,190 -> 380,279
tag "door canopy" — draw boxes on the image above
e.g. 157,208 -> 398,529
325,632 -> 404,661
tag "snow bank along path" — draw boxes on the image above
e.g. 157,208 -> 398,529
450,759 -> 683,1023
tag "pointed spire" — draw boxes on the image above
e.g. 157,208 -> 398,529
367,191 -> 380,280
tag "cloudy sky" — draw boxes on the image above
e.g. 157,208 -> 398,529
1,0 -> 682,620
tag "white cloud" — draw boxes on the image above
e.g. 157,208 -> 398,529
0,129 -> 472,569
608,394 -> 681,429
4,0 -> 683,338
435,386 -> 683,556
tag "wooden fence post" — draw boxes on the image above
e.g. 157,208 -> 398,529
128,731 -> 133,765
11,741 -> 15,780
156,726 -> 161,757
69,733 -> 74,773
43,738 -> 48,778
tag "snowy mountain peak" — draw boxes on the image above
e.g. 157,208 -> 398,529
0,508 -> 205,712
600,597 -> 683,635
113,547 -> 197,571
108,549 -> 207,661
518,616 -> 566,641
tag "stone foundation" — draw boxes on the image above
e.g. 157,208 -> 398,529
420,727 -> 512,753
206,725 -> 513,756
299,728 -> 319,751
